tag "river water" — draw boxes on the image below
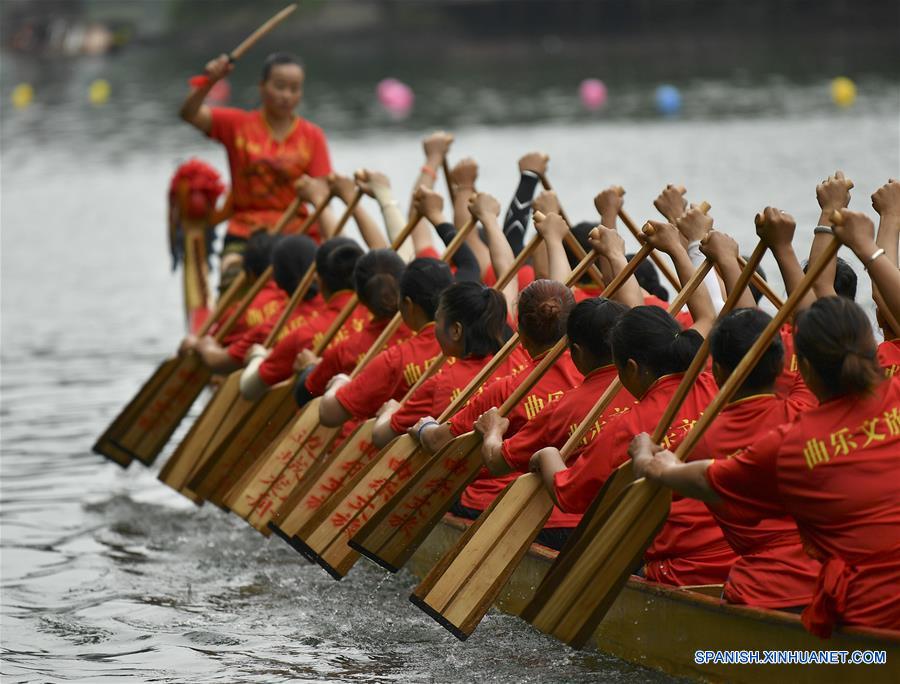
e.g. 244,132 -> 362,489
1,40 -> 898,683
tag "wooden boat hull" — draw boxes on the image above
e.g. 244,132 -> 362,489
406,515 -> 900,684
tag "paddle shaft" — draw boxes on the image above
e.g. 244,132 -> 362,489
229,4 -> 298,62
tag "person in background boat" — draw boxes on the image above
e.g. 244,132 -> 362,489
629,208 -> 900,636
459,227 -> 644,550
870,179 -> 900,376
180,51 -> 334,285
292,249 -> 411,407
192,234 -> 319,374
239,237 -> 368,400
317,258 -> 452,428
531,213 -> 741,586
178,229 -> 279,356
371,279 -> 523,448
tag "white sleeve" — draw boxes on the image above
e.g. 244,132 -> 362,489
687,240 -> 726,314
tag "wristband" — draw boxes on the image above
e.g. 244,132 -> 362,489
417,419 -> 439,441
189,75 -> 212,89
420,165 -> 437,180
864,248 -> 886,267
813,225 -> 834,235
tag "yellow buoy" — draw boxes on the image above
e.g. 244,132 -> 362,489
830,76 -> 856,108
11,83 -> 34,109
89,79 -> 111,105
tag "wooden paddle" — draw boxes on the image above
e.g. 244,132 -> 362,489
156,192 -> 334,494
94,191 -> 307,467
222,211 -> 425,521
409,245 -> 727,639
228,4 -> 298,62
345,237 -> 655,574
260,217 -> 486,540
523,230 -> 840,649
186,191 -> 364,503
281,234 -> 548,575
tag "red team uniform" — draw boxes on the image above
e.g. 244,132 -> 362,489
209,108 -> 332,241
211,279 -> 287,346
226,294 -> 322,366
707,375 -> 900,635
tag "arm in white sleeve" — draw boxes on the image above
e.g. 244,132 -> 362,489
239,349 -> 271,401
687,240 -> 726,314
373,186 -> 414,261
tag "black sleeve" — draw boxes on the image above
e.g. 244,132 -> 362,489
502,171 -> 541,256
292,365 -> 317,407
435,222 -> 481,283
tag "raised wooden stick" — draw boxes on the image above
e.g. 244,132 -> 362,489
346,240 -> 653,574
228,4 -> 298,62
524,232 -> 839,648
409,248 -> 724,639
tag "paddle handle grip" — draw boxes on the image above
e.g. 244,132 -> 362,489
229,4 -> 298,62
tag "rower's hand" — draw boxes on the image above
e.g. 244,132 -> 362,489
588,224 -> 625,259
754,206 -> 796,252
328,173 -> 358,205
468,192 -> 501,223
832,209 -> 878,260
518,151 -> 549,177
528,446 -> 560,474
698,230 -> 739,266
376,398 -> 401,418
593,186 -> 625,220
532,189 -> 561,217
293,348 -> 320,374
413,186 -> 446,227
204,54 -> 233,83
423,131 -> 454,165
178,334 -> 198,357
474,407 -> 509,439
533,211 -> 569,243
871,178 -> 900,219
653,184 -> 688,223
409,415 -> 438,442
642,220 -> 684,256
449,158 -> 478,193
294,175 -> 330,204
325,373 -> 350,392
355,169 -> 391,198
675,204 -> 713,243
816,170 -> 853,216
628,432 -> 672,480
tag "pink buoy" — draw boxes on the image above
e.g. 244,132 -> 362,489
579,78 -> 607,111
377,78 -> 414,119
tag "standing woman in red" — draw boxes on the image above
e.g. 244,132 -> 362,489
631,209 -> 900,635
180,52 -> 334,281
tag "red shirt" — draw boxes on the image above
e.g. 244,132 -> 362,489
258,291 -> 370,386
482,263 -> 536,291
690,388 -> 819,609
209,108 -> 332,240
213,279 -> 286,346
707,376 -> 900,635
304,318 -> 414,397
454,351 -> 583,522
226,294 -> 321,365
878,339 -> 900,378
335,323 -> 441,419
389,349 -> 531,434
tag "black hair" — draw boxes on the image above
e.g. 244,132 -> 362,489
566,297 -> 629,364
437,281 -> 510,357
272,234 -> 317,298
794,297 -> 881,396
517,279 -> 575,348
563,222 -> 595,284
353,249 -> 405,319
243,230 -> 275,277
626,252 -> 668,302
315,237 -> 363,295
802,256 -> 857,300
709,308 -> 783,392
746,259 -> 768,304
399,257 -> 453,321
611,305 -> 703,377
261,52 -> 303,82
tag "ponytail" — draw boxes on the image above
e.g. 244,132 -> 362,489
794,297 -> 881,396
438,281 -> 510,357
611,305 -> 702,377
